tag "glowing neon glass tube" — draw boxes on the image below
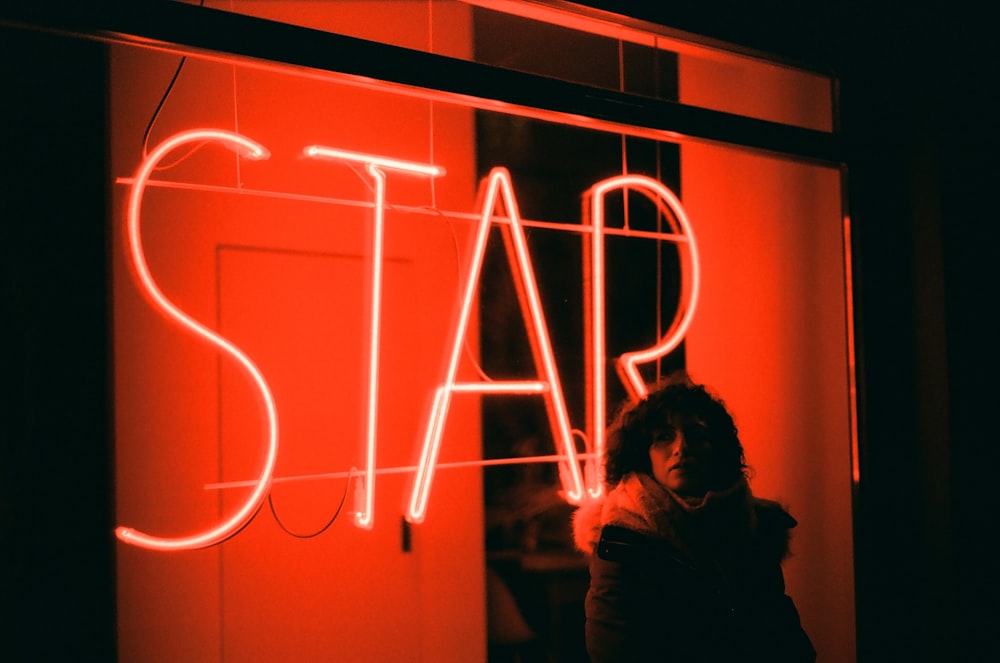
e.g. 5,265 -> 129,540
303,145 -> 445,177
406,168 -> 586,524
304,145 -> 443,529
586,175 -> 701,497
116,129 -> 278,551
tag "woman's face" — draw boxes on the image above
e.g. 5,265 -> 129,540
647,416 -> 714,497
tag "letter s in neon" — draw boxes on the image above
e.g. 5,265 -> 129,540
116,129 -> 277,551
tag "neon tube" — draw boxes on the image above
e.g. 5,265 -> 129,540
406,168 -> 585,524
116,129 -> 277,551
451,381 -> 547,394
355,164 -> 387,530
303,145 -> 445,177
304,146 -> 443,529
586,175 -> 700,496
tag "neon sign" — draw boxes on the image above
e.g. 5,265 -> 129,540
117,129 -> 278,551
118,129 -> 699,550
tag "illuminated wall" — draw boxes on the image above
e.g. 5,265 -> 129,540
110,2 -> 855,661
679,55 -> 856,663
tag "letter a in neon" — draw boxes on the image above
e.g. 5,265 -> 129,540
406,168 -> 585,523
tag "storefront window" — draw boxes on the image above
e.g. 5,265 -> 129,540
111,3 -> 853,661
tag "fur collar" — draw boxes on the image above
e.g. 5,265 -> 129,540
573,472 -> 796,563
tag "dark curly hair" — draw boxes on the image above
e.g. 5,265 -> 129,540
603,382 -> 749,490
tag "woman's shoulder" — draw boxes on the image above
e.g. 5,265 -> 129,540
752,498 -> 798,560
571,498 -> 606,555
753,498 -> 797,526
594,524 -> 686,566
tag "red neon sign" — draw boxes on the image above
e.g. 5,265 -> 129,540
117,130 -> 699,549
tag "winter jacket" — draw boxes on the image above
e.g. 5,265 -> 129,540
573,472 -> 816,663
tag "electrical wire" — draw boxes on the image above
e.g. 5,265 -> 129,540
141,56 -> 187,158
140,0 -> 206,158
267,469 -> 355,539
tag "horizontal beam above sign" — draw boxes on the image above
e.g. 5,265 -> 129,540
2,0 -> 841,164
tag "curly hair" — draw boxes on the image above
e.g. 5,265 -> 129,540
603,382 -> 749,490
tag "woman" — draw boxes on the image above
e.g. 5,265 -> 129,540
573,381 -> 816,662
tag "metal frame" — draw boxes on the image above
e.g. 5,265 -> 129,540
2,0 -> 840,164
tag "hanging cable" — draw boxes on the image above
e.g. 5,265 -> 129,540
141,58 -> 186,158
141,0 -> 205,157
267,469 -> 355,539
